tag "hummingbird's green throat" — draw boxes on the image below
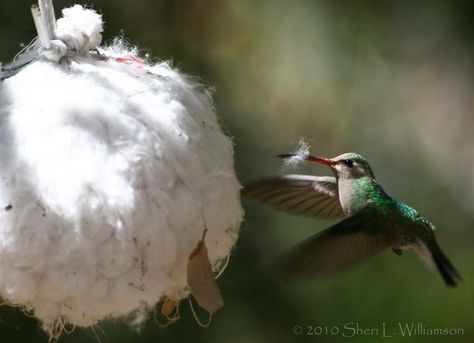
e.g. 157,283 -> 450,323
244,152 -> 461,288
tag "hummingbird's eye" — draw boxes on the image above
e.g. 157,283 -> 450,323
342,159 -> 354,168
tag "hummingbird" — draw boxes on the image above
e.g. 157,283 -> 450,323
243,152 -> 461,287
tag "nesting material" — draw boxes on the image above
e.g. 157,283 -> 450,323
282,137 -> 311,169
0,3 -> 242,333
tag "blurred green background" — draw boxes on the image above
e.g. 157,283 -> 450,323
1,0 -> 473,342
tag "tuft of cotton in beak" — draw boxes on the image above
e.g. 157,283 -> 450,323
0,4 -> 242,335
282,137 -> 311,169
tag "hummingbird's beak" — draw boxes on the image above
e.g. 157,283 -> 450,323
277,154 -> 337,166
306,155 -> 337,166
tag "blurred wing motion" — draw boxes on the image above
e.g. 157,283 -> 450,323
276,206 -> 392,280
243,175 -> 344,219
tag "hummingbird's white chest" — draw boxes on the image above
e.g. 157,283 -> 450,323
337,179 -> 356,216
337,177 -> 372,216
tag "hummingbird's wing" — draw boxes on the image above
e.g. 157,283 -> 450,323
276,206 -> 392,280
242,175 -> 344,219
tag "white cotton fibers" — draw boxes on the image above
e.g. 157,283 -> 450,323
0,5 -> 242,332
54,5 -> 103,53
282,137 -> 311,169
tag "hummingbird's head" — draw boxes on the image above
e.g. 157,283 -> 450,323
278,152 -> 375,179
328,153 -> 375,180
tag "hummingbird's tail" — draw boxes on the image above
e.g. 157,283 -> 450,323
428,241 -> 462,288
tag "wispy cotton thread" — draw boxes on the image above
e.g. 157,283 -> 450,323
282,137 -> 311,169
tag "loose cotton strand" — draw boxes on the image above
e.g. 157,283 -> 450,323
188,298 -> 213,328
45,315 -> 68,343
153,297 -> 181,328
214,253 -> 231,280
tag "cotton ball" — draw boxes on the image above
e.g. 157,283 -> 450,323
0,9 -> 242,333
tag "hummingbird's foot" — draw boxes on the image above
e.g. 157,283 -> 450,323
392,248 -> 403,256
